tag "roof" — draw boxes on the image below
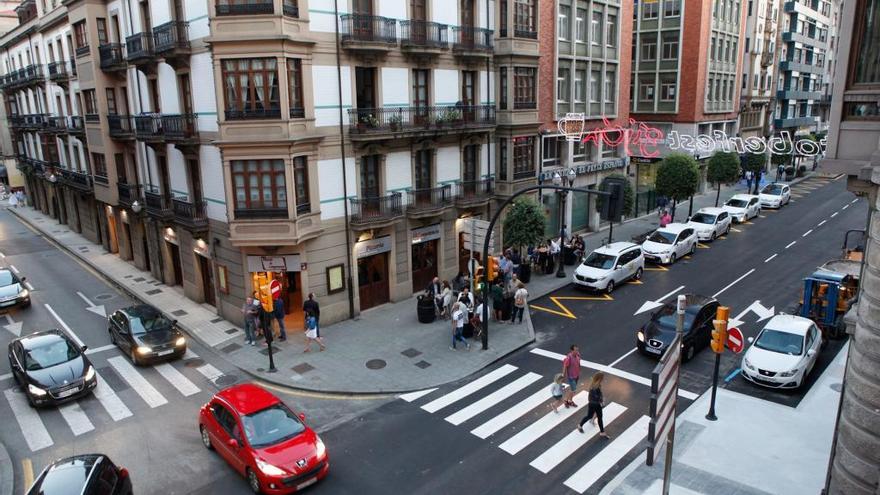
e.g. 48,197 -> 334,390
19,329 -> 64,347
217,383 -> 281,416
29,454 -> 103,495
121,304 -> 161,319
594,241 -> 638,255
657,222 -> 690,234
764,314 -> 813,335
695,207 -> 725,215
661,293 -> 716,313
728,194 -> 757,201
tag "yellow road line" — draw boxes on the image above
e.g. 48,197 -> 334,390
22,458 -> 34,490
531,304 -> 576,319
644,263 -> 669,272
697,243 -> 710,249
627,279 -> 644,285
554,294 -> 614,302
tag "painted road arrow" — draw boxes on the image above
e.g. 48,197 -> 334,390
633,285 -> 685,316
3,314 -> 22,337
728,299 -> 775,329
77,291 -> 107,318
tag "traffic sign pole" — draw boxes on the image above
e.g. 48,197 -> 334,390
706,306 -> 730,421
661,294 -> 687,495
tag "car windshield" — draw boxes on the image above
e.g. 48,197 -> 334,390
690,213 -> 716,224
241,403 -> 306,449
0,271 -> 13,286
762,184 -> 783,195
647,231 -> 676,245
129,313 -> 172,335
24,339 -> 79,371
725,199 -> 748,208
653,307 -> 697,332
754,328 -> 804,355
583,252 -> 616,270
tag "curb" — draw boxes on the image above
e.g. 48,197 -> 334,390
0,438 -> 13,495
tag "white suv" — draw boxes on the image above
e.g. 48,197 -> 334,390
573,242 -> 644,293
641,223 -> 698,265
722,194 -> 761,223
687,207 -> 732,241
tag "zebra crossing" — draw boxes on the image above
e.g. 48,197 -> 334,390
3,349 -> 226,453
399,359 -> 662,494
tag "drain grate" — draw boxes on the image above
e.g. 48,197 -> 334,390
221,343 -> 241,354
292,363 -> 315,374
184,358 -> 206,368
259,346 -> 283,356
145,289 -> 162,295
366,359 -> 387,370
215,375 -> 238,387
225,328 -> 238,335
414,360 -> 431,369
401,348 -> 422,358
133,277 -> 146,282
171,309 -> 187,316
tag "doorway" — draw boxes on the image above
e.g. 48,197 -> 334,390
122,221 -> 133,260
168,241 -> 183,286
197,254 -> 215,306
411,239 -> 437,293
106,208 -> 119,254
358,252 -> 390,311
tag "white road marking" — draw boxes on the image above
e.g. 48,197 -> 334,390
712,268 -> 756,298
608,348 -> 637,368
84,344 -> 116,355
76,291 -> 95,307
8,264 -> 18,273
817,220 -> 827,227
764,254 -> 778,263
58,401 -> 95,436
851,198 -> 859,204
92,372 -> 132,421
44,304 -> 85,348
154,363 -> 201,397
842,204 -> 849,210
499,390 -> 590,455
634,285 -> 686,316
785,241 -> 797,249
183,349 -> 200,360
529,402 -> 628,473
471,386 -> 554,439
4,388 -> 53,451
24,282 -> 34,291
803,229 -> 813,237
0,251 -> 4,258
564,416 -> 652,493
0,372 -> 11,381
445,372 -> 542,426
831,212 -> 839,218
195,363 -> 224,383
399,388 -> 438,402
422,364 -> 518,413
108,356 -> 168,408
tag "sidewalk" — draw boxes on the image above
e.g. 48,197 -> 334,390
6,172 -> 813,395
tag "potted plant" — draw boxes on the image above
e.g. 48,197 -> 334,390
389,114 -> 402,131
366,114 -> 380,128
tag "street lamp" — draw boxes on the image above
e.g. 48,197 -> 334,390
554,169 -> 577,278
48,173 -> 57,183
131,200 -> 142,214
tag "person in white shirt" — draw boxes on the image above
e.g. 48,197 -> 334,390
450,304 -> 470,350
510,282 -> 529,324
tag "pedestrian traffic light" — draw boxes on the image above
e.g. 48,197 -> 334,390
711,305 -> 729,353
486,256 -> 497,282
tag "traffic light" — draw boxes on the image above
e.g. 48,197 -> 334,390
600,177 -> 627,222
711,305 -> 730,353
255,274 -> 273,312
486,256 -> 497,282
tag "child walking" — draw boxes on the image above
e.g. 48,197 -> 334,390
550,374 -> 566,413
302,310 -> 325,352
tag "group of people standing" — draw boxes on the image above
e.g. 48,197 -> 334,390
241,292 -> 326,353
5,188 -> 24,208
530,232 -> 586,274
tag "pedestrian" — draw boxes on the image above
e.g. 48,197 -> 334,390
450,302 -> 470,351
776,164 -> 784,182
8,191 -> 17,208
659,209 -> 672,227
510,281 -> 528,324
550,373 -> 566,413
549,237 -> 561,272
302,310 -> 325,352
439,281 -> 453,319
577,372 -> 611,439
472,298 -> 484,339
251,292 -> 264,338
302,293 -> 320,337
458,286 -> 474,310
15,190 -> 23,208
272,296 -> 287,341
562,345 -> 581,407
753,169 -> 763,194
490,279 -> 504,321
241,297 -> 258,346
745,170 -> 753,192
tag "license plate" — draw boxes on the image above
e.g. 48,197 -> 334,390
56,388 -> 79,398
645,346 -> 662,355
157,349 -> 174,356
297,477 -> 317,490
0,300 -> 14,307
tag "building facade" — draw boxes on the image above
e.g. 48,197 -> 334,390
738,0 -> 779,139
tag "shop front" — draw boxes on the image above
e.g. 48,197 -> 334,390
633,156 -> 662,217
247,254 -> 304,330
355,236 -> 391,311
410,223 -> 440,293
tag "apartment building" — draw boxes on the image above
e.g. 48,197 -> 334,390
738,0 -> 779,139
0,1 -> 19,190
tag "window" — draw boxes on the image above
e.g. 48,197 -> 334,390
591,11 -> 602,45
512,136 -> 534,179
500,67 -> 508,109
557,67 -> 570,103
514,0 -> 536,36
500,0 -> 508,35
83,90 -> 98,116
574,69 -> 586,102
641,39 -> 657,60
558,5 -> 570,40
287,59 -> 304,118
232,159 -> 287,214
640,82 -> 655,101
606,14 -> 617,48
542,135 -> 560,167
662,36 -> 678,59
576,9 -> 587,43
643,1 -> 658,19
73,21 -> 88,51
604,70 -> 615,103
293,156 -> 310,214
590,70 -> 601,102
412,69 -> 430,108
105,88 -> 117,115
91,152 -> 107,178
96,18 -> 108,45
222,58 -> 281,120
852,0 -> 880,84
665,0 -> 681,17
711,39 -> 716,61
661,82 -> 676,101
498,138 -> 507,180
513,67 -> 536,109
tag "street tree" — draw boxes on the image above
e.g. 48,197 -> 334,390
655,152 -> 700,220
502,195 -> 546,257
707,151 -> 741,206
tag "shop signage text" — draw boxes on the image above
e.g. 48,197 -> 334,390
411,224 -> 441,245
539,157 -> 628,181
355,236 -> 392,259
246,255 -> 301,273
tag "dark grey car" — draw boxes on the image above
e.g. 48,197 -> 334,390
109,304 -> 186,365
7,330 -> 97,407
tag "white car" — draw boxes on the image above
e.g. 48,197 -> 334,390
640,223 -> 698,265
758,183 -> 791,208
686,207 -> 732,241
741,315 -> 822,389
573,242 -> 644,293
722,194 -> 761,223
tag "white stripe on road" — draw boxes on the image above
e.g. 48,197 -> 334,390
44,304 -> 85,348
154,363 -> 201,397
656,286 -> 686,304
0,373 -> 11,381
8,264 -> 18,273
84,344 -> 117,355
471,386 -> 554,439
399,388 -> 438,402
530,402 -> 628,473
785,241 -> 797,249
93,372 -> 132,421
58,401 -> 95,436
712,269 -> 755,298
563,415 -> 651,494
76,291 -> 95,307
851,198 -> 859,204
0,251 -> 4,258
817,220 -> 827,227
422,364 -> 518,414
4,388 -> 52,451
831,212 -> 839,218
608,348 -> 637,368
803,229 -> 813,237
445,372 -> 542,426
108,357 -> 167,408
183,349 -> 200,360
499,390 -> 590,455
764,254 -> 778,263
196,363 -> 224,383
842,204 -> 850,210
529,348 -> 700,401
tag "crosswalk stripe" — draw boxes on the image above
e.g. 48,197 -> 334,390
108,357 -> 168,408
196,363 -> 224,383
563,415 -> 651,493
422,364 -> 518,414
445,372 -> 542,426
58,402 -> 95,436
183,349 -> 200,360
399,388 -> 438,402
4,388 -> 52,451
471,386 -> 553,439
154,363 -> 201,397
499,390 -> 590,455
93,372 -> 132,421
529,402 -> 627,473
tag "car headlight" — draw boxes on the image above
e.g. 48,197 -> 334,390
28,384 -> 47,396
18,289 -> 29,298
779,369 -> 799,377
743,358 -> 755,371
84,365 -> 96,382
136,346 -> 153,355
315,437 -> 326,459
255,458 -> 287,477
175,337 -> 186,346
637,331 -> 645,342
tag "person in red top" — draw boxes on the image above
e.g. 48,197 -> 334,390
562,344 -> 581,407
659,209 -> 672,227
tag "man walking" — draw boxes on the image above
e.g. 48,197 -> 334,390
776,163 -> 784,182
302,293 -> 320,337
745,170 -> 753,192
510,281 -> 528,324
450,302 -> 470,350
562,345 -> 581,407
241,297 -> 258,346
272,297 -> 287,341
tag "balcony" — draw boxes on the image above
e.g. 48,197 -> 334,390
69,57 -> 77,77
153,21 -> 190,68
21,114 -> 47,131
162,114 -> 199,145
45,116 -> 69,134
108,115 -> 134,140
15,156 -> 32,175
400,20 -> 448,53
454,179 -> 494,208
348,105 -> 495,141
31,159 -> 45,176
779,60 -> 822,74
22,65 -> 44,87
349,193 -> 404,229
451,26 -> 493,57
126,32 -> 157,70
776,89 -> 822,101
117,183 -> 142,208
144,189 -> 173,221
224,107 -> 282,120
216,0 -> 274,16
47,61 -> 70,84
75,44 -> 90,57
59,169 -> 93,192
171,197 -> 208,233
782,31 -> 816,45
134,114 -> 164,143
774,116 -> 817,128
406,185 -> 453,218
340,14 -> 397,52
99,43 -> 127,73
9,115 -> 24,130
68,116 -> 85,136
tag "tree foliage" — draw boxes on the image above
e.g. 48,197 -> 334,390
655,152 -> 700,202
503,197 -> 547,250
770,140 -> 792,166
742,152 -> 767,173
707,152 -> 741,186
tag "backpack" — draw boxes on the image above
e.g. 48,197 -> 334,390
515,290 -> 526,306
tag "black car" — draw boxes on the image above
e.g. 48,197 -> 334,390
109,304 -> 186,365
27,454 -> 133,495
636,294 -> 720,361
0,268 -> 30,310
7,330 -> 97,407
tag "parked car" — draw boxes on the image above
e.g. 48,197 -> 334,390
27,454 -> 132,495
8,329 -> 97,407
572,242 -> 644,293
0,268 -> 30,310
686,207 -> 732,241
741,315 -> 822,389
199,383 -> 329,494
637,294 -> 720,361
722,194 -> 761,222
640,223 -> 698,265
108,304 -> 186,365
758,183 -> 791,208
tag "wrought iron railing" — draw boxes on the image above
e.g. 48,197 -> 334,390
153,21 -> 190,53
451,26 -> 493,51
225,107 -> 281,120
400,20 -> 448,48
406,185 -> 453,211
99,43 -> 126,69
46,116 -> 68,133
134,114 -> 163,140
108,115 -> 134,138
125,32 -> 155,62
347,105 -> 495,134
59,169 -> 92,190
144,189 -> 173,218
47,61 -> 69,81
340,14 -> 397,44
69,116 -> 85,133
454,179 -> 494,203
117,183 -> 142,206
283,1 -> 299,17
350,193 -> 403,223
162,114 -> 198,141
172,197 -> 208,228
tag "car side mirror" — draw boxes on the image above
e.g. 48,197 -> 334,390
173,319 -> 179,325
227,438 -> 239,449
299,413 -> 306,421
81,345 -> 88,352
807,349 -> 816,357
747,337 -> 754,343
20,276 -> 26,282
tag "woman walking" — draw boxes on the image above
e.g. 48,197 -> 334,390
302,310 -> 325,352
577,372 -> 611,439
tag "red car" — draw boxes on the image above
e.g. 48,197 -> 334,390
198,383 -> 329,494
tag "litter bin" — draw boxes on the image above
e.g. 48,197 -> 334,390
417,295 -> 436,323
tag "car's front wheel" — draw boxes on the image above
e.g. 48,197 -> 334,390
690,243 -> 697,255
109,329 -> 116,345
199,425 -> 213,450
634,267 -> 643,280
670,253 -> 677,264
247,469 -> 262,494
606,280 -> 615,294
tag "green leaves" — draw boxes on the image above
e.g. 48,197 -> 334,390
707,151 -> 741,186
655,152 -> 700,202
743,151 -> 768,173
503,197 -> 547,250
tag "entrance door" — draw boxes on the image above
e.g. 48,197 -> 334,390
168,242 -> 183,286
198,254 -> 215,306
412,69 -> 430,124
461,71 -> 476,121
410,0 -> 427,42
283,271 -> 303,330
123,222 -> 133,260
355,67 -> 376,124
358,253 -> 389,311
106,209 -> 119,254
411,240 -> 437,293
360,155 -> 381,215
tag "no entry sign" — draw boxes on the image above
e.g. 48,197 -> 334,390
269,279 -> 282,300
727,327 -> 744,353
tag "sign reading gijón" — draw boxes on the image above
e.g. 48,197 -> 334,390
647,334 -> 681,465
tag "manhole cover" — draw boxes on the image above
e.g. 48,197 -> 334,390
94,294 -> 114,301
366,359 -> 386,370
830,382 -> 843,392
215,375 -> 238,387
184,358 -> 206,368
